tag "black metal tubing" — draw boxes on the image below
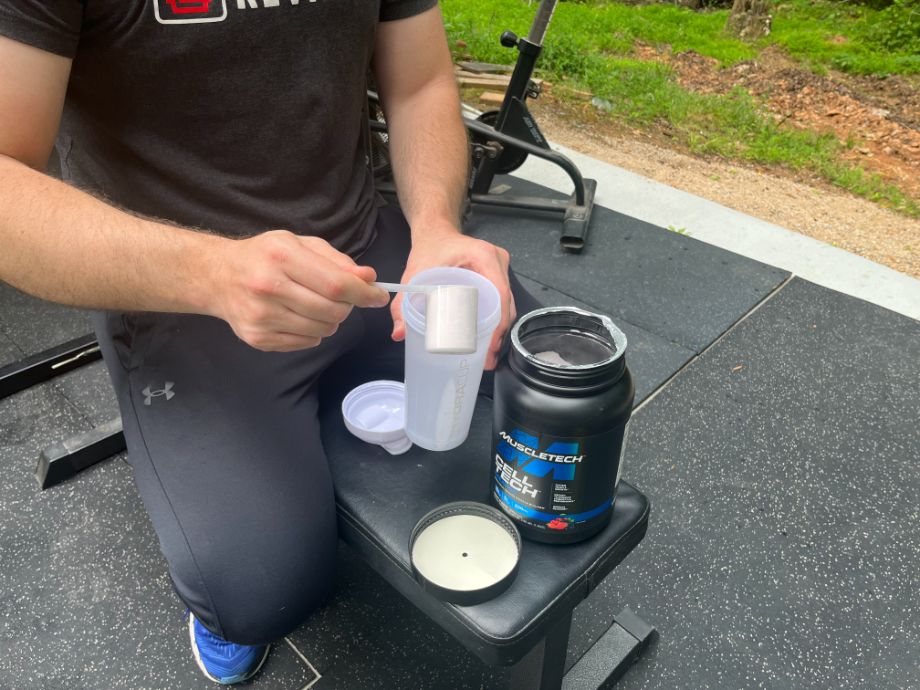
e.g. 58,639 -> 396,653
561,178 -> 597,251
527,0 -> 559,45
375,114 -> 596,250
497,39 -> 542,131
36,418 -> 125,490
507,605 -> 654,690
464,117 -> 588,206
510,612 -> 573,690
561,608 -> 656,689
0,334 -> 101,400
371,115 -> 589,208
469,193 -> 571,213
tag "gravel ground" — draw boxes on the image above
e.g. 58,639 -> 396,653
529,101 -> 920,279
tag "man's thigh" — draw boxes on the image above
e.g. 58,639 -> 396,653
93,309 -> 365,642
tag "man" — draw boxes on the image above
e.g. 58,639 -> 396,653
0,0 -> 539,684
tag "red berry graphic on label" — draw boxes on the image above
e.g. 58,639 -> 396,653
547,519 -> 568,530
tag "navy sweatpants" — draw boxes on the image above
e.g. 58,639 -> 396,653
93,206 -> 540,645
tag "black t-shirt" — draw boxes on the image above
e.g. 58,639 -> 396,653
0,0 -> 435,254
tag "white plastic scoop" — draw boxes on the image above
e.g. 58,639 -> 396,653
373,281 -> 434,295
373,281 -> 479,354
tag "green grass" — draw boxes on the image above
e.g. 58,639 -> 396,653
442,0 -> 920,216
444,0 -> 920,76
769,0 -> 920,76
444,0 -> 755,66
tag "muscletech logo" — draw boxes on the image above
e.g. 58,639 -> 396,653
498,429 -> 583,470
494,429 -> 583,499
142,382 -> 176,406
154,0 -> 316,24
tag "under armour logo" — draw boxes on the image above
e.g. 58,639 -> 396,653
143,382 -> 176,406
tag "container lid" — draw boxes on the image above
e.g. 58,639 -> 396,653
341,381 -> 412,455
409,501 -> 521,606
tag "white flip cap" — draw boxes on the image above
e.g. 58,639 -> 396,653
341,381 -> 412,455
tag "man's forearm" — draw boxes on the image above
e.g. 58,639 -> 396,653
0,154 -> 224,314
382,74 -> 469,237
373,9 -> 514,359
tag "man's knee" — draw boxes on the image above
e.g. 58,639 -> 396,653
214,554 -> 337,645
171,512 -> 338,646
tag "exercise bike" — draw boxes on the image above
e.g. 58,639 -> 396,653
369,0 -> 597,252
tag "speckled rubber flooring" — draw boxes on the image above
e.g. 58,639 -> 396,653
1,199 -> 918,689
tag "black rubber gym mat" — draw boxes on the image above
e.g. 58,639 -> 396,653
467,177 -> 790,353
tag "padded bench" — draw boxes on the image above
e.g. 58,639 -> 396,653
319,392 -> 653,689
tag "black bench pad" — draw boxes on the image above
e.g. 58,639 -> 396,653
321,395 -> 650,667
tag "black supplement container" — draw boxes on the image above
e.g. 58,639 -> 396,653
492,307 -> 634,544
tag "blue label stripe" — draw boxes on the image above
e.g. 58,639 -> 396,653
545,441 -> 579,455
511,429 -> 539,447
497,437 -> 531,467
494,483 -> 612,523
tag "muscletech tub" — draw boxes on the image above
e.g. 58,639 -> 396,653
492,307 -> 634,544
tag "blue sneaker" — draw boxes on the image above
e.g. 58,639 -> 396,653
188,612 -> 271,685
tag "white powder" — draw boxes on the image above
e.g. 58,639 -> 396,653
534,350 -> 573,366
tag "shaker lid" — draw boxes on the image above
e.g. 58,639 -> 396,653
341,380 -> 412,455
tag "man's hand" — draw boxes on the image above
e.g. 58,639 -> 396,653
390,226 -> 515,370
211,231 -> 391,352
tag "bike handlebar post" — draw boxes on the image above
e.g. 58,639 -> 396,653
526,0 -> 558,46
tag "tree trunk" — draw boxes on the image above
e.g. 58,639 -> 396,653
726,0 -> 772,40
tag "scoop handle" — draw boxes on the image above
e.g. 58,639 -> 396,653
372,281 -> 434,295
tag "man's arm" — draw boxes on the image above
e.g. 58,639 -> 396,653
372,5 -> 467,231
373,7 -> 515,369
0,37 -> 388,352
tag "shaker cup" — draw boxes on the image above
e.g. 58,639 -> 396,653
402,267 -> 501,451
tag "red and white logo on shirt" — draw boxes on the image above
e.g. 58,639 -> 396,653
154,0 -> 228,24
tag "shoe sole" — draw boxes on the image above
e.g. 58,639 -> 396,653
188,613 -> 271,685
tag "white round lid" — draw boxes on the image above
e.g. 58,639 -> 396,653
341,380 -> 412,455
410,502 -> 521,606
